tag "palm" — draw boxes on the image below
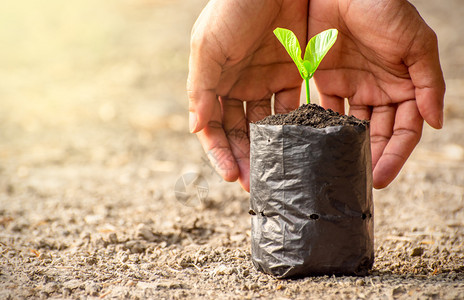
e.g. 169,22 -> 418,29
188,0 -> 309,190
308,0 -> 444,188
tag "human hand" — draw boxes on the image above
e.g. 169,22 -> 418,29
308,0 -> 445,188
188,0 -> 445,191
187,0 -> 309,191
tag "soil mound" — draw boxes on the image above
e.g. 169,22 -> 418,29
256,103 -> 369,128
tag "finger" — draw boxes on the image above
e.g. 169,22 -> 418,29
369,104 -> 396,171
314,69 -> 353,114
348,103 -> 372,121
187,87 -> 218,133
372,100 -> 423,189
406,27 -> 445,129
274,86 -> 301,114
196,99 -> 239,182
246,99 -> 272,123
222,62 -> 302,103
319,94 -> 345,114
222,97 -> 250,191
187,21 -> 225,133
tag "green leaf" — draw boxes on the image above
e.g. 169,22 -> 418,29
303,28 -> 338,78
273,28 -> 308,79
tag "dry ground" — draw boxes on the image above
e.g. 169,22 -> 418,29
0,0 -> 463,299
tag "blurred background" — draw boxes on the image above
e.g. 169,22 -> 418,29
0,0 -> 209,199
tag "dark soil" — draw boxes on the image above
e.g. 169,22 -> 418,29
256,103 -> 369,128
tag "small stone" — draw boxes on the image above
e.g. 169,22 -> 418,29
131,243 -> 145,253
126,280 -> 137,287
85,256 -> 98,265
242,269 -> 250,277
213,265 -> 228,276
86,283 -> 101,296
392,286 -> 406,298
62,288 -> 72,297
37,239 -> 54,250
44,282 -> 60,294
6,184 -> 14,195
156,280 -> 183,289
126,241 -> 145,254
63,279 -> 83,290
136,224 -> 156,242
119,253 -> 129,263
411,247 -> 424,257
109,233 -> 118,244
356,279 -> 365,286
10,224 -> 23,232
38,253 -> 52,260
211,265 -> 236,276
95,237 -> 108,248
80,232 -> 91,240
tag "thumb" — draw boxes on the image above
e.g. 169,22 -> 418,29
187,79 -> 217,133
187,34 -> 224,133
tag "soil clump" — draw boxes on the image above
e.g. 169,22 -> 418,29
256,103 -> 369,128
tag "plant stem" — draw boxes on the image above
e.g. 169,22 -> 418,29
304,77 -> 310,104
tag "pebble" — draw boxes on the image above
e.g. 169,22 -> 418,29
211,265 -> 238,276
86,283 -> 101,296
85,256 -> 98,265
80,232 -> 91,240
136,224 -> 156,242
62,288 -> 72,297
212,265 -> 228,276
10,224 -> 23,232
355,279 -> 365,286
242,269 -> 250,277
63,279 -> 83,290
38,253 -> 52,260
156,280 -> 183,289
126,241 -> 146,254
411,247 -> 424,257
109,232 -> 118,244
392,286 -> 406,297
119,253 -> 129,263
43,282 -> 60,294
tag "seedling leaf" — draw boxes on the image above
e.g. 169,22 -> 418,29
304,29 -> 338,78
273,27 -> 338,104
273,28 -> 308,79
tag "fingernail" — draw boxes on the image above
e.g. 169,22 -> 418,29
189,112 -> 197,133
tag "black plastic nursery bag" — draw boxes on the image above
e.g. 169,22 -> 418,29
249,123 -> 374,278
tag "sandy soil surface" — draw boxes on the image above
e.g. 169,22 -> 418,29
0,0 -> 463,299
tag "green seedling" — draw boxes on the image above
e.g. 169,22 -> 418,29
274,28 -> 338,104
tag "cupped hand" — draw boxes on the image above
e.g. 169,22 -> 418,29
188,0 -> 445,191
308,0 -> 445,188
187,0 -> 309,191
